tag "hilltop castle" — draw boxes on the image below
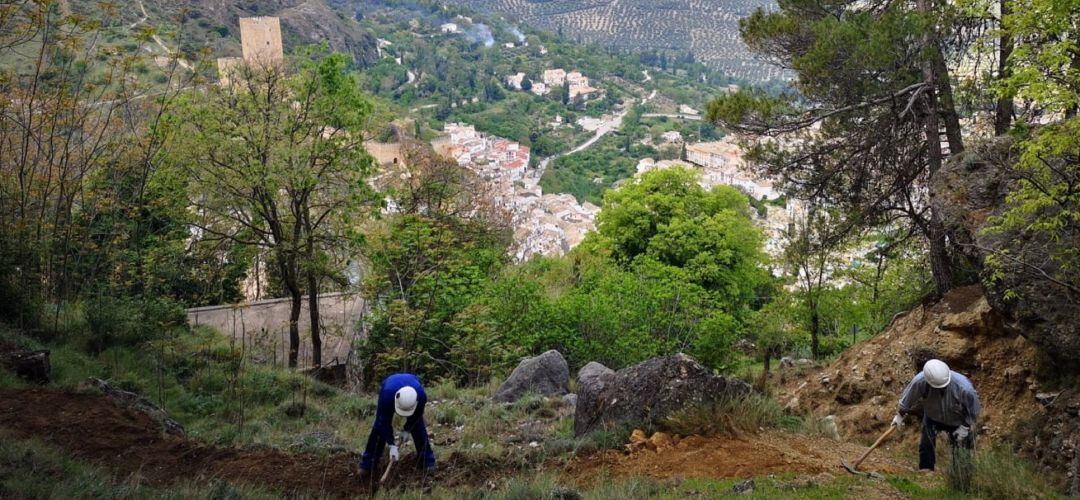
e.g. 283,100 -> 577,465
217,17 -> 284,85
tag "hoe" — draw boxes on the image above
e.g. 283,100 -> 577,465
841,423 -> 897,478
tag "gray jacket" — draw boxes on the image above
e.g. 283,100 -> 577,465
898,371 -> 980,427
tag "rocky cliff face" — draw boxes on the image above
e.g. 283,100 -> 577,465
779,286 -> 1077,479
142,0 -> 378,65
933,137 -> 1079,368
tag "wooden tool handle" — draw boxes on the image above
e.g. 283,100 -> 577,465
380,457 -> 395,483
852,424 -> 897,469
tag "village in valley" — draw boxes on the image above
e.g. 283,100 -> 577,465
216,16 -> 801,266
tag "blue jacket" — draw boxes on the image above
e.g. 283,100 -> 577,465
373,373 -> 427,445
898,371 -> 981,427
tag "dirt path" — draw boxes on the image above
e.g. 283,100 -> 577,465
569,431 -> 911,484
0,389 -> 502,497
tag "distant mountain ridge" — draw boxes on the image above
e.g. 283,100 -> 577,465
435,0 -> 783,82
69,0 -> 378,66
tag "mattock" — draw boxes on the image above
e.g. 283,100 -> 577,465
841,424 -> 896,479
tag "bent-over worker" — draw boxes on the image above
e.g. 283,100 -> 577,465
358,373 -> 436,483
892,359 -> 980,471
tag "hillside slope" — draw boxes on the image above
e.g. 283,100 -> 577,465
779,286 -> 1078,480
436,0 -> 783,82
70,0 -> 378,66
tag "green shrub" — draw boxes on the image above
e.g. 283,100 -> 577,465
82,296 -> 186,353
967,447 -> 1061,499
660,393 -> 786,436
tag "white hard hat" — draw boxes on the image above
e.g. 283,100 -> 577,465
394,386 -> 418,417
923,359 -> 952,389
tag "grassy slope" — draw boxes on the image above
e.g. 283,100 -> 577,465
0,319 -> 1063,498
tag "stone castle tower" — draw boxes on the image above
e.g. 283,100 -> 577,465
217,16 -> 283,85
239,17 -> 283,65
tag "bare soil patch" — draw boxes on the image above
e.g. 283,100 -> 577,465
569,430 -> 910,483
0,388 -> 504,497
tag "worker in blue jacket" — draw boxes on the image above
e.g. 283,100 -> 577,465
358,373 -> 436,484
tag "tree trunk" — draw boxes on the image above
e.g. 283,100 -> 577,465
287,284 -> 302,368
307,269 -> 322,368
279,251 -> 302,369
810,307 -> 820,359
933,49 -> 965,155
994,0 -> 1015,135
917,0 -> 957,295
928,212 -> 954,296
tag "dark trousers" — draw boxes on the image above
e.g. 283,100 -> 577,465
359,419 -> 436,471
919,414 -> 974,470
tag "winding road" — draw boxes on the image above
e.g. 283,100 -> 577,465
534,89 -> 658,176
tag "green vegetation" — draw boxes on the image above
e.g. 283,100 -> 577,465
540,105 -> 717,204
660,393 -> 790,437
361,166 -> 771,382
167,51 -> 380,367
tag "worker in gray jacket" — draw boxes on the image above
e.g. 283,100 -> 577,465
892,359 -> 981,471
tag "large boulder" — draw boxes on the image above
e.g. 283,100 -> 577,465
574,353 -> 751,436
493,350 -> 570,403
933,137 -> 1080,366
577,361 -> 614,394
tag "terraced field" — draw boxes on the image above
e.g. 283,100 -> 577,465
439,0 -> 783,82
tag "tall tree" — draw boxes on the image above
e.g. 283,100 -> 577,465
170,53 -> 379,367
707,0 -> 979,295
782,207 -> 846,359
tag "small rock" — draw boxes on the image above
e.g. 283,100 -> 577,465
528,441 -> 539,448
649,431 -> 674,451
628,429 -> 650,449
732,479 -> 754,494
1035,392 -> 1061,406
563,393 -> 578,407
822,415 -> 840,440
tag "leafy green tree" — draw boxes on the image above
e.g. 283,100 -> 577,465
360,139 -> 513,386
594,167 -> 766,306
781,207 -> 847,359
999,0 -> 1080,116
169,53 -> 379,367
0,2 -> 198,328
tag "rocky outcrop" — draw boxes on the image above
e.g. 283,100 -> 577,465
574,354 -> 752,436
933,137 -> 1080,366
1016,387 -> 1080,486
82,378 -> 185,436
780,286 -> 1080,477
493,350 -> 570,403
146,0 -> 378,65
576,361 -> 614,395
